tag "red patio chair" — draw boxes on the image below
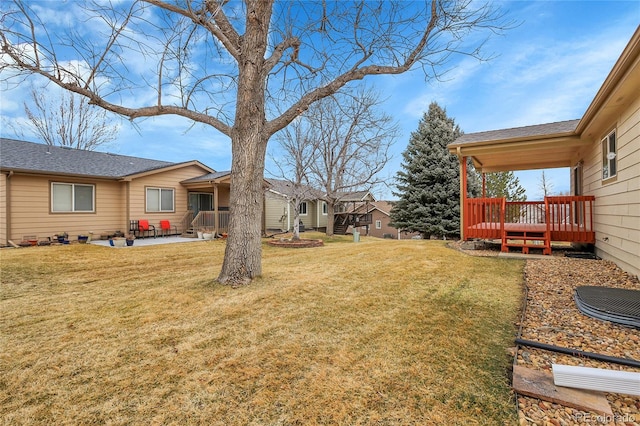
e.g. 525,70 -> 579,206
159,220 -> 177,237
138,220 -> 156,238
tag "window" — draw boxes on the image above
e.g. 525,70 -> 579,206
52,183 -> 94,212
322,202 -> 327,215
146,187 -> 174,212
299,201 -> 308,215
602,130 -> 617,180
375,220 -> 382,229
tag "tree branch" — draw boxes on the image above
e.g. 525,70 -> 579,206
143,0 -> 241,59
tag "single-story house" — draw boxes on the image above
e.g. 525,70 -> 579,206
263,178 -> 328,233
0,138 -> 235,244
448,26 -> 640,277
264,181 -> 379,235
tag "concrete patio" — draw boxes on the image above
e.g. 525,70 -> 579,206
90,235 -> 204,247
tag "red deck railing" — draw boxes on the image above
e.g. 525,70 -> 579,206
464,196 -> 595,244
545,196 -> 595,243
465,197 -> 504,239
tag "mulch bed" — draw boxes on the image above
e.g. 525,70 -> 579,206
451,241 -> 640,425
267,238 -> 324,248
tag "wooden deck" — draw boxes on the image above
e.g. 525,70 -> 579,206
464,196 -> 595,255
333,212 -> 372,235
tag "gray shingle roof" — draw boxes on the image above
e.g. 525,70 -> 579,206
182,171 -> 231,183
451,119 -> 580,145
0,138 -> 178,178
338,190 -> 376,202
265,178 -> 325,199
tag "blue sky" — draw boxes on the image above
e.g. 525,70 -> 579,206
1,1 -> 639,200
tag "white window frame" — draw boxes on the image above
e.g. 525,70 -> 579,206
601,130 -> 617,181
375,220 -> 382,229
322,201 -> 328,215
146,187 -> 175,212
51,182 -> 95,213
299,201 -> 308,216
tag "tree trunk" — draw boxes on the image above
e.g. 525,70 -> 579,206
217,128 -> 267,285
292,198 -> 301,241
326,202 -> 335,236
217,1 -> 270,285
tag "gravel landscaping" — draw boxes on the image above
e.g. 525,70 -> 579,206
454,242 -> 640,426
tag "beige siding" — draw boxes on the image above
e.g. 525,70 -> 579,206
128,165 -> 210,234
582,96 -> 640,277
263,193 -> 328,231
0,173 -> 6,245
7,174 -> 125,242
317,201 -> 328,228
304,200 -> 317,228
264,192 -> 289,231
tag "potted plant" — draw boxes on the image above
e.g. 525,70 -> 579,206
202,229 -> 214,240
77,234 -> 89,244
109,237 -> 126,247
125,234 -> 135,246
56,232 -> 68,243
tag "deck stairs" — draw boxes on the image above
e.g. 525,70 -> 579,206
182,226 -> 197,238
333,223 -> 348,235
501,227 -> 551,255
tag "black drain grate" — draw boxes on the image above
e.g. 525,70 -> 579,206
574,286 -> 640,328
564,252 -> 598,259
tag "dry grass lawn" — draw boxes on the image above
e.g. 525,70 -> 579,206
1,234 -> 524,425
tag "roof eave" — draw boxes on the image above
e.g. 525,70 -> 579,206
126,160 -> 214,180
1,167 -> 121,180
576,26 -> 640,135
448,134 -> 582,155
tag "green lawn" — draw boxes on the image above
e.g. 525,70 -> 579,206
0,235 -> 523,425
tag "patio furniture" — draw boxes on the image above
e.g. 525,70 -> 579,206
138,219 -> 156,238
159,220 -> 177,237
129,220 -> 141,238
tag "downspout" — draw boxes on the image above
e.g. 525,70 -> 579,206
125,181 -> 130,235
4,171 -> 13,245
213,183 -> 219,235
287,199 -> 291,232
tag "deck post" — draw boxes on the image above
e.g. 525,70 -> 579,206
459,155 -> 467,240
482,173 -> 486,198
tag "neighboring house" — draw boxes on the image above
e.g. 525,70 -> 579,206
264,179 -> 328,233
0,138 -> 233,245
331,190 -> 376,235
351,201 -> 421,239
264,182 -> 379,235
448,26 -> 640,277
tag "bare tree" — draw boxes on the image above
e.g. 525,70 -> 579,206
6,85 -> 118,150
269,118 -> 320,241
1,0 -> 510,285
306,87 -> 399,236
538,170 -> 555,198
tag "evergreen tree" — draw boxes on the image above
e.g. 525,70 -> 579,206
485,172 -> 527,201
390,102 -> 479,239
